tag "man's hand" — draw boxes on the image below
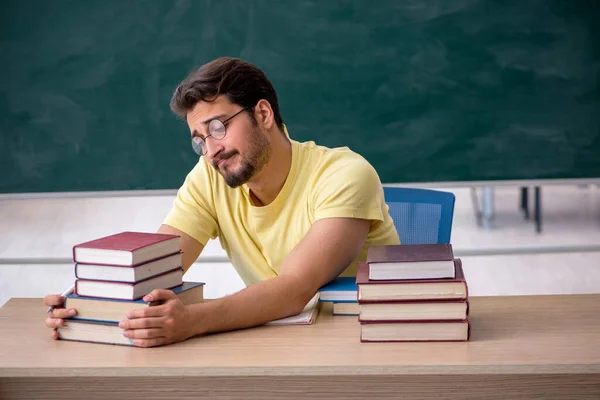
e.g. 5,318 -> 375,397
43,294 -> 77,340
119,289 -> 196,348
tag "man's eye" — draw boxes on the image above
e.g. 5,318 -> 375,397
209,119 -> 225,134
213,125 -> 226,134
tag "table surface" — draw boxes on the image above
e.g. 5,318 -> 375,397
1,294 -> 599,378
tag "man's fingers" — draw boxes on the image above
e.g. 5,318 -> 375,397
143,289 -> 177,303
43,294 -> 65,308
44,294 -> 75,341
126,305 -> 167,319
131,337 -> 169,348
45,317 -> 64,329
123,327 -> 165,340
119,316 -> 165,330
46,308 -> 76,329
49,308 -> 76,319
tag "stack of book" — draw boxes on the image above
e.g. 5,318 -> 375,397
318,277 -> 359,316
57,231 -> 205,346
357,244 -> 470,342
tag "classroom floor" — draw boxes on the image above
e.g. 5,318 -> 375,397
1,185 -> 599,306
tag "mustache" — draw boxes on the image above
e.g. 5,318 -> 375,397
212,150 -> 238,169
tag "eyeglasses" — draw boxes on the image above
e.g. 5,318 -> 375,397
191,107 -> 252,156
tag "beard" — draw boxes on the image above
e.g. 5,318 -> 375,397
213,125 -> 272,188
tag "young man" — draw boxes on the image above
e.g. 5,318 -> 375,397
44,57 -> 400,347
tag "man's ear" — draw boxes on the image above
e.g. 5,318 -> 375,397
254,99 -> 274,130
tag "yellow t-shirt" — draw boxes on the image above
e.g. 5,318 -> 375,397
163,139 -> 399,286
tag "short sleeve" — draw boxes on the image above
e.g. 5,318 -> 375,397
311,154 -> 385,222
162,158 -> 219,246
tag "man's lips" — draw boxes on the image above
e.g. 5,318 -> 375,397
213,153 -> 235,169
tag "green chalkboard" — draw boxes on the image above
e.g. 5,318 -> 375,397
2,0 -> 600,194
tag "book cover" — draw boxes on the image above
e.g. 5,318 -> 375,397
318,277 -> 357,302
66,281 -> 205,323
72,231 -> 181,266
367,244 -> 454,263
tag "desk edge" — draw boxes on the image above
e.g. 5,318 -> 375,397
2,364 -> 600,378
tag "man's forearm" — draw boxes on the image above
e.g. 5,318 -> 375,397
187,275 -> 315,336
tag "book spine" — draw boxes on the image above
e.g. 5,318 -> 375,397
360,318 -> 469,325
360,337 -> 469,343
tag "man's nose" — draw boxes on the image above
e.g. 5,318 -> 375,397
204,136 -> 225,160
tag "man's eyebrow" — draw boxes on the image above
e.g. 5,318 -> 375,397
191,114 -> 229,138
191,129 -> 204,138
202,114 -> 228,125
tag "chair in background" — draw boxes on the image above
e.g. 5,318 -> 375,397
382,187 -> 456,245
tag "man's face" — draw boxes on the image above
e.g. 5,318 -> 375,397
187,96 -> 271,188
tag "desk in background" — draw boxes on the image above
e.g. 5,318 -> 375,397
1,295 -> 599,400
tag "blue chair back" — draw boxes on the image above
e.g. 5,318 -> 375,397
383,187 -> 455,245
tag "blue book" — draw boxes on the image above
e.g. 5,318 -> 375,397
64,281 -> 205,323
318,277 -> 358,303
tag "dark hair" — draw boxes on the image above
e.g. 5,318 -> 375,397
170,57 -> 284,131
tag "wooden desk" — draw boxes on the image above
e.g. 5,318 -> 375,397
1,295 -> 599,400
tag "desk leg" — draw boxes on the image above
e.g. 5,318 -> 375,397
470,187 -> 483,227
534,186 -> 542,233
520,187 -> 529,220
482,186 -> 494,229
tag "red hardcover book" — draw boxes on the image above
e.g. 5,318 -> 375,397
356,259 -> 468,302
358,299 -> 469,322
366,244 -> 455,280
75,268 -> 183,300
73,231 -> 180,266
75,252 -> 183,283
360,319 -> 471,342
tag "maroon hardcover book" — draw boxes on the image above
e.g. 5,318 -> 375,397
357,299 -> 470,322
75,267 -> 183,300
360,319 -> 471,342
356,259 -> 469,302
72,231 -> 181,266
367,243 -> 454,263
